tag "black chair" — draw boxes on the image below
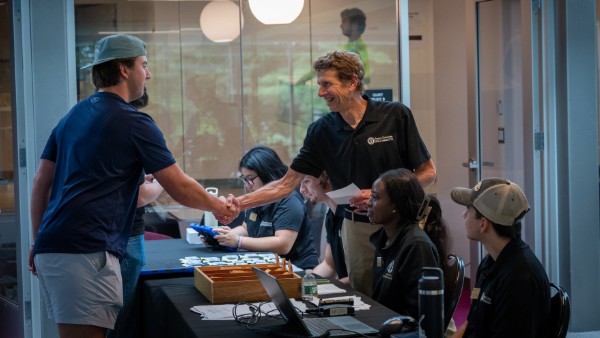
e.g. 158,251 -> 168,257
444,254 -> 465,330
549,283 -> 570,338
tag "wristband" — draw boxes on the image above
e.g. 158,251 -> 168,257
237,235 -> 244,249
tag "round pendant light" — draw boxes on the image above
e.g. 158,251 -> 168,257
200,1 -> 244,43
248,0 -> 304,25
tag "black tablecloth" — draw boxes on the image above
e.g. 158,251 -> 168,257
141,277 -> 401,338
114,239 -> 260,338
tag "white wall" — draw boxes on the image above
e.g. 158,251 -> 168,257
407,0 -> 473,275
408,0 -> 437,192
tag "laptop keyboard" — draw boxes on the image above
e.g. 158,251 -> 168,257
304,318 -> 345,335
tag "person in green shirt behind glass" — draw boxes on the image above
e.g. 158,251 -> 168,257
340,8 -> 370,84
297,8 -> 371,86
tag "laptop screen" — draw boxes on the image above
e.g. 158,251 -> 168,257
252,266 -> 311,335
252,267 -> 380,337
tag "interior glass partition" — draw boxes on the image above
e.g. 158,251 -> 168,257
74,0 -> 400,212
0,1 -> 19,336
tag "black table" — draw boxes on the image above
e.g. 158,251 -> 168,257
123,239 -> 416,338
114,239 -> 272,338
140,276 -> 402,338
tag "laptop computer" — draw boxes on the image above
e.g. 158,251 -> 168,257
252,267 -> 379,337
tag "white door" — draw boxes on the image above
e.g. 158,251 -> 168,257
468,0 -> 531,278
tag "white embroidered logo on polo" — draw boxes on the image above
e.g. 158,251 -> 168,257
382,261 -> 394,279
367,135 -> 394,145
480,292 -> 492,304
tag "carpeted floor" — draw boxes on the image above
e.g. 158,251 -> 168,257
567,333 -> 600,337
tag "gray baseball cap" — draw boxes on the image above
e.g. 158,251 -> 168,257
450,177 -> 530,226
81,34 -> 146,70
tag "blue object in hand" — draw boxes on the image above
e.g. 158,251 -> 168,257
190,223 -> 237,252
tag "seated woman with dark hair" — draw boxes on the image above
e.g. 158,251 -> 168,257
422,195 -> 451,277
367,168 -> 443,320
214,146 -> 319,270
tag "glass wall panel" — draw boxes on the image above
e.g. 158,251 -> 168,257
0,1 -> 19,335
239,0 -> 312,164
74,0 -> 400,206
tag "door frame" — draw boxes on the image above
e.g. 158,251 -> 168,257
466,0 -> 537,280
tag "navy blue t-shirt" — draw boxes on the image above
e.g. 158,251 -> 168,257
245,190 -> 318,270
290,96 -> 431,191
34,92 -> 175,259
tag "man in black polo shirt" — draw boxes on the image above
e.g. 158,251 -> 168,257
450,178 -> 551,338
235,50 -> 435,296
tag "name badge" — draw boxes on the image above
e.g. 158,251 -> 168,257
471,288 -> 480,300
249,212 -> 257,221
377,256 -> 382,268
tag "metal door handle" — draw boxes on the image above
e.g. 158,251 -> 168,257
462,160 -> 495,169
462,160 -> 478,169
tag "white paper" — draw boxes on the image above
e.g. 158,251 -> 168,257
317,283 -> 347,295
325,183 -> 361,205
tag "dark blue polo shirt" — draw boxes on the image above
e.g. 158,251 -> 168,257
245,190 -> 319,270
464,238 -> 551,338
290,96 -> 431,191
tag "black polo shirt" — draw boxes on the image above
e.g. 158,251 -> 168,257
464,238 -> 551,338
290,96 -> 431,191
324,208 -> 348,279
245,190 -> 318,270
370,223 -> 440,319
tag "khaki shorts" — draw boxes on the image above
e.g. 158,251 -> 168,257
341,214 -> 381,297
35,251 -> 122,329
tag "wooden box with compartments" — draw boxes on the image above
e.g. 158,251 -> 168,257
193,257 -> 301,303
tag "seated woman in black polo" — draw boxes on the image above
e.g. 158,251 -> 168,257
368,168 -> 443,319
214,146 -> 318,270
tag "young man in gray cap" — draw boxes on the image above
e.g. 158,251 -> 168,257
450,178 -> 550,338
28,34 -> 238,338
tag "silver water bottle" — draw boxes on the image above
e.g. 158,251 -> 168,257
418,267 -> 444,338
